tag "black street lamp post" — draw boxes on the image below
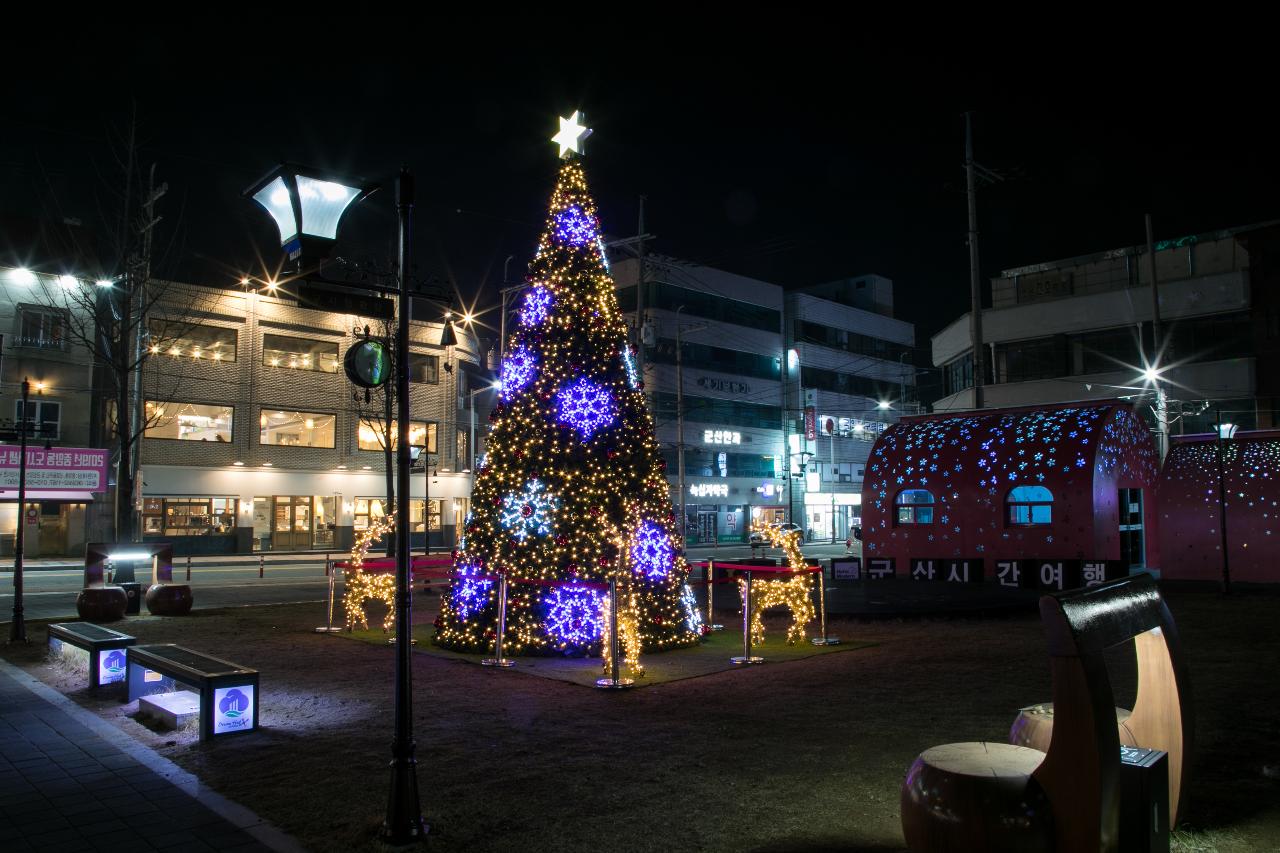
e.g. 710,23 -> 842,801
1215,407 -> 1233,596
246,163 -> 426,842
7,378 -> 31,644
386,168 -> 427,842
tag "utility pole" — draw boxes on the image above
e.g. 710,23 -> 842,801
676,306 -> 687,545
965,112 -> 986,410
635,196 -> 647,390
1145,214 -> 1169,462
498,255 -> 516,366
131,165 -> 166,542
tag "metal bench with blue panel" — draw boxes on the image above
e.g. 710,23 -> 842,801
47,622 -> 136,690
126,644 -> 259,741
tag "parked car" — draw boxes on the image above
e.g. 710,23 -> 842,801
750,522 -> 802,546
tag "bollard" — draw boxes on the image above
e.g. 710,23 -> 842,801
315,568 -> 342,633
810,562 -> 840,646
259,555 -> 264,578
482,576 -> 514,667
186,556 -> 192,582
325,553 -> 331,577
596,578 -> 634,689
730,570 -> 764,665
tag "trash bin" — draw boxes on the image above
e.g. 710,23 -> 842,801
119,582 -> 142,616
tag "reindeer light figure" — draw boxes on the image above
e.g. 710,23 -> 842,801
743,524 -> 816,645
343,513 -> 398,632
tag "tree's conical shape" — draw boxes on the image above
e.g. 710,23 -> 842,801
437,160 -> 702,654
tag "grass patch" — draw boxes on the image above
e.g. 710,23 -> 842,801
338,622 -> 878,687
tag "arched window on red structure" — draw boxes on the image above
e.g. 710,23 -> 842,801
895,489 -> 935,524
1007,485 -> 1053,525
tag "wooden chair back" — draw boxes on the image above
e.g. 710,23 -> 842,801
1031,573 -> 1192,852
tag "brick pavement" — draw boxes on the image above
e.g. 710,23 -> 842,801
0,662 -> 298,853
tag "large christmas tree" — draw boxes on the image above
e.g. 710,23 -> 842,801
436,116 -> 701,656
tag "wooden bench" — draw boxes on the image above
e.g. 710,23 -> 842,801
47,623 -> 136,690
126,645 -> 259,741
900,573 -> 1192,852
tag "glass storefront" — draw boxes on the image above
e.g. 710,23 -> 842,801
252,495 -> 339,551
143,496 -> 238,536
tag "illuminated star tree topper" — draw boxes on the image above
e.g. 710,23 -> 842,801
437,116 -> 697,656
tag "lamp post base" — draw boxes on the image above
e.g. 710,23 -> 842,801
730,656 -> 764,665
810,636 -> 841,646
481,658 -> 515,667
595,677 -> 635,689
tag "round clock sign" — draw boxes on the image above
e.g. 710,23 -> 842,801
344,339 -> 391,388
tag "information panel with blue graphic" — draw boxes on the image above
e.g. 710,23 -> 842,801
213,685 -> 256,735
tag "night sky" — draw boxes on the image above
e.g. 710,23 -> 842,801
5,38 -> 1276,393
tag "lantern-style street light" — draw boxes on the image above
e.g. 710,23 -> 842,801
245,163 -> 426,844
244,163 -> 376,262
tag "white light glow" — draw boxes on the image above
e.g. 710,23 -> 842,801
252,177 -> 298,244
10,268 -> 37,286
295,176 -> 361,240
1142,367 -> 1162,383
877,401 -> 891,410
58,275 -> 78,289
95,279 -> 112,288
551,110 -> 593,159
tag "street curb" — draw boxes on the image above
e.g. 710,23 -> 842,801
0,657 -> 308,853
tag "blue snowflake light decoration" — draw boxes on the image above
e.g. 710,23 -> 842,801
553,205 -> 596,246
545,585 -> 604,646
519,285 -> 553,327
621,344 -> 641,389
556,377 -> 616,439
451,558 -> 492,621
500,479 -> 558,541
630,521 -> 674,580
500,345 -> 537,401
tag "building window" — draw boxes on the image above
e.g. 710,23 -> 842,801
18,307 -> 68,349
409,352 -> 439,384
355,497 -> 440,532
145,401 -> 233,442
259,409 -> 336,448
895,489 -> 934,524
357,419 -> 435,452
15,400 -> 61,439
148,320 -> 237,362
142,497 -> 237,536
262,333 -> 339,373
1007,485 -> 1053,525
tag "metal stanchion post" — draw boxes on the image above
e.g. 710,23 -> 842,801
316,564 -> 342,633
186,556 -> 191,582
259,555 -> 264,578
482,575 -> 514,667
706,559 -> 723,631
596,578 -> 634,689
730,570 -> 763,665
810,563 -> 839,646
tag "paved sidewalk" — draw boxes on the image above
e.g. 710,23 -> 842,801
0,661 -> 299,853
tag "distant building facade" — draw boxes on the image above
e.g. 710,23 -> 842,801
931,221 -> 1280,435
611,257 -> 915,544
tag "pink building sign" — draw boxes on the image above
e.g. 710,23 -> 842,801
0,446 -> 109,498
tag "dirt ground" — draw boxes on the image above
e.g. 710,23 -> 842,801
4,587 -> 1278,853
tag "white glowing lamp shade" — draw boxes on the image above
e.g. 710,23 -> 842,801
252,177 -> 298,243
250,175 -> 362,245
294,176 -> 361,240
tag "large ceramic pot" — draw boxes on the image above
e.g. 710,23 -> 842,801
75,586 -> 129,622
144,583 -> 194,616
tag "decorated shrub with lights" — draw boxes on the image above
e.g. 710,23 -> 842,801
436,153 -> 699,656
